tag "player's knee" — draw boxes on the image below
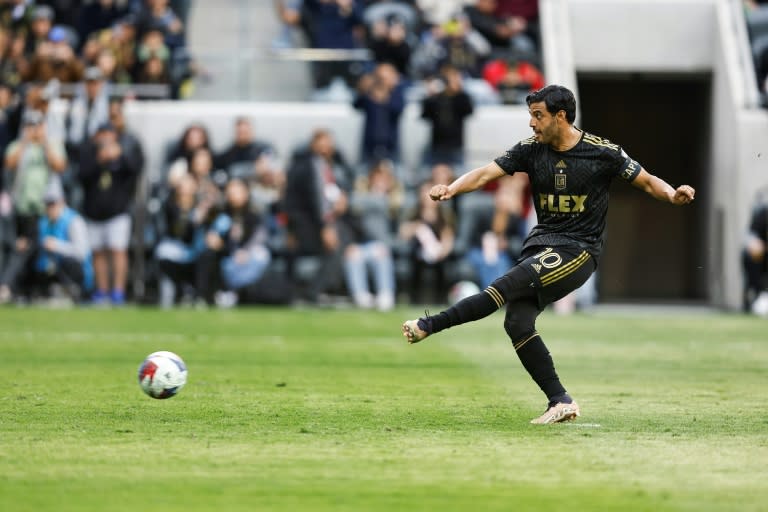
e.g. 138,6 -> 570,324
503,308 -> 536,342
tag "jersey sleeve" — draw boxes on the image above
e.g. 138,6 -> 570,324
493,138 -> 534,175
614,149 -> 642,183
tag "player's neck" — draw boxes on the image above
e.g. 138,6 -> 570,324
550,126 -> 582,152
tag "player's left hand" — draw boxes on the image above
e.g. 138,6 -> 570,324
671,185 -> 695,205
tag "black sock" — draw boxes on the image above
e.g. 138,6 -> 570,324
421,289 -> 501,334
513,333 -> 567,401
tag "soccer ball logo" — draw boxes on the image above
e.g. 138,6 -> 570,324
138,351 -> 188,399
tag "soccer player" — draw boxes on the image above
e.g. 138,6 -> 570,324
402,85 -> 696,424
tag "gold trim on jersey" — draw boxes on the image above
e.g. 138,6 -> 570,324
519,136 -> 537,146
484,286 -> 505,307
583,134 -> 619,152
540,251 -> 590,286
514,332 -> 539,351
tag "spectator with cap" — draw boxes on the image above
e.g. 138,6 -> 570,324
77,121 -> 142,305
23,24 -> 85,83
0,108 -> 67,302
32,176 -> 93,303
66,65 -> 110,159
0,177 -> 92,304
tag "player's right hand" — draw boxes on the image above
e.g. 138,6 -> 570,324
429,184 -> 452,201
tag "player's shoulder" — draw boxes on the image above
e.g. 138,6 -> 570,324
517,135 -> 538,146
581,132 -> 622,154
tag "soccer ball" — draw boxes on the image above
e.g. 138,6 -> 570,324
138,351 -> 188,399
448,280 -> 481,304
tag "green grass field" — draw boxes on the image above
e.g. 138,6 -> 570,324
1,306 -> 766,512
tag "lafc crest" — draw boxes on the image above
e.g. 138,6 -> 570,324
554,173 -> 567,190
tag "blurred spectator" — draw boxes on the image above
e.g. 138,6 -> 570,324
77,122 -> 142,305
66,66 -> 109,158
352,157 -> 403,245
284,128 -> 355,301
154,173 -> 207,307
0,81 -> 21,159
166,123 -> 211,177
0,1 -> 35,33
482,54 -> 544,104
106,14 -> 139,82
251,154 -> 286,215
367,13 -> 411,75
494,0 -> 540,48
24,5 -> 54,58
134,23 -> 172,86
215,117 -> 274,175
0,177 -> 92,304
399,179 -> 455,303
342,208 -> 396,311
302,0 -> 366,88
353,62 -> 405,165
0,27 -> 25,87
135,51 -> 169,85
415,0 -> 468,28
136,0 -> 185,50
0,109 -> 67,302
108,97 -> 144,172
463,174 -> 525,287
23,81 -> 66,142
464,0 -> 535,58
421,64 -> 473,167
413,14 -> 489,78
77,0 -> 129,46
198,178 -> 272,306
743,201 -> 768,315
346,159 -> 403,310
81,32 -> 103,68
23,25 -> 85,82
188,146 -> 225,202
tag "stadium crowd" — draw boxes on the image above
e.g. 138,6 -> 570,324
0,0 -> 546,310
4,0 -> 761,315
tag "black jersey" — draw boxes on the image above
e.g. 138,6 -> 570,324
494,130 -> 641,261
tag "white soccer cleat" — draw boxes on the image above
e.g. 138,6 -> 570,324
530,401 -> 580,424
402,319 -> 430,344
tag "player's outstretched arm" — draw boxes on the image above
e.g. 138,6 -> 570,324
631,168 -> 695,206
429,162 -> 506,201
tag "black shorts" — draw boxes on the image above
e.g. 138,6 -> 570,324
518,245 -> 596,308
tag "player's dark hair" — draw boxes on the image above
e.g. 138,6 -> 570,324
526,85 -> 576,124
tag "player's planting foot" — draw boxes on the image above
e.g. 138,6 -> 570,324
530,401 -> 580,424
402,317 -> 432,344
